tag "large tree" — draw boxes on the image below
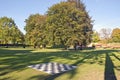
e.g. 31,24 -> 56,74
111,28 -> 120,43
25,14 -> 47,48
46,1 -> 93,48
0,17 -> 24,44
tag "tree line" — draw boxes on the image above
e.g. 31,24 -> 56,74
0,17 -> 24,47
24,0 -> 93,49
92,28 -> 120,44
0,0 -> 119,48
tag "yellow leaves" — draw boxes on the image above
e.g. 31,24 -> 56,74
111,28 -> 120,42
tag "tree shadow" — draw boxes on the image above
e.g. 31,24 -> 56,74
45,72 -> 67,80
27,74 -> 48,80
46,50 -> 119,80
44,49 -> 119,80
0,48 -> 119,80
112,53 -> 120,61
67,50 -> 118,79
111,53 -> 120,71
104,53 -> 117,80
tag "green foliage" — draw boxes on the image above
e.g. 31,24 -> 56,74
46,1 -> 93,47
24,1 -> 93,48
25,14 -> 47,47
0,17 -> 24,44
111,28 -> 120,43
92,31 -> 100,43
0,16 -> 15,27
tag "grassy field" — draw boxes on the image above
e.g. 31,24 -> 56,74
0,48 -> 120,80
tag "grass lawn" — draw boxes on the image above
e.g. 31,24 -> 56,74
0,48 -> 120,80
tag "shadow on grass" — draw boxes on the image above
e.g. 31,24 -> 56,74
45,50 -> 119,80
45,72 -> 67,80
0,48 -> 119,80
112,53 -> 120,61
27,74 -> 48,80
67,50 -> 119,80
104,53 -> 117,80
112,53 -> 120,71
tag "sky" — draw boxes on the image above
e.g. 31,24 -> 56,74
0,0 -> 120,34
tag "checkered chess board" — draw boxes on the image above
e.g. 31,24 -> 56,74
28,62 -> 76,75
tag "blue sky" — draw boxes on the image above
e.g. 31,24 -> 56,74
0,0 -> 120,34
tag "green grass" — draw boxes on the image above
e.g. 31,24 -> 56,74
0,48 -> 120,80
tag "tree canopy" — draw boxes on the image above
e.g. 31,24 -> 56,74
0,17 -> 24,44
24,1 -> 93,48
111,28 -> 120,43
25,14 -> 47,47
46,1 -> 93,47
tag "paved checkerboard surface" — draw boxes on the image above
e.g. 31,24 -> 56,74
28,62 -> 76,75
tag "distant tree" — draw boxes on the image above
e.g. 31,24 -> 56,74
25,14 -> 47,48
0,17 -> 24,45
111,28 -> 120,43
46,1 -> 93,48
99,28 -> 111,43
92,31 -> 100,43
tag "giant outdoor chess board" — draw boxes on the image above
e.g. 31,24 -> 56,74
28,62 -> 76,75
